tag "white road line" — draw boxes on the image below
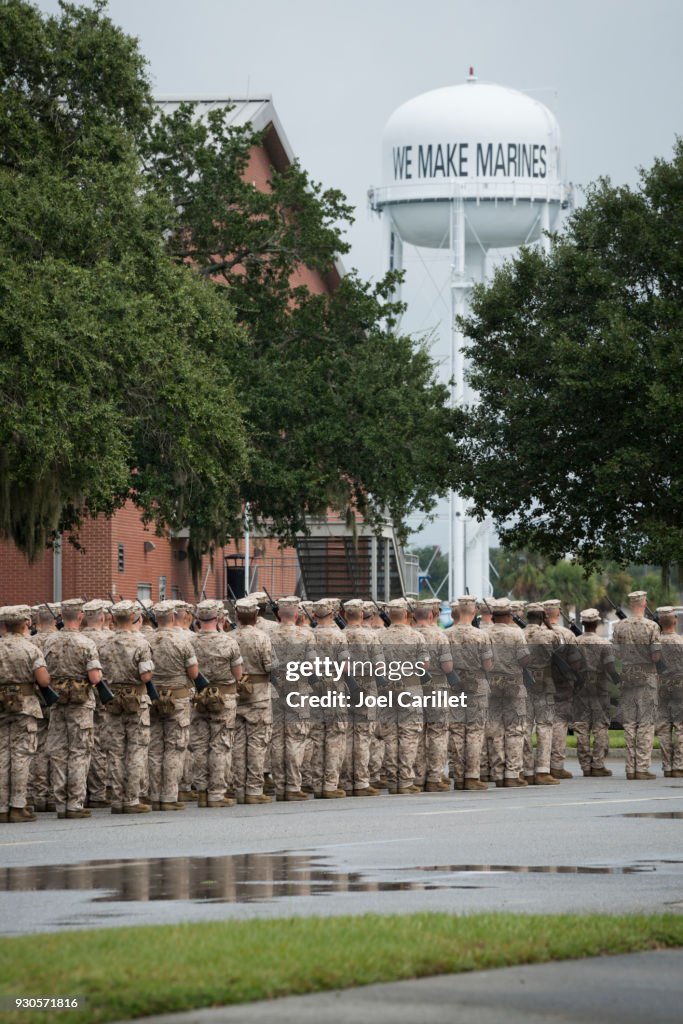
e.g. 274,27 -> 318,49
0,839 -> 54,847
414,794 -> 683,816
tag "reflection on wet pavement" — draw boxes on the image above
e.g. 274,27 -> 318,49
0,853 -> 674,904
621,812 -> 683,819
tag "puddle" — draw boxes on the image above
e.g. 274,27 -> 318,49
0,852 -> 667,904
621,812 -> 683,819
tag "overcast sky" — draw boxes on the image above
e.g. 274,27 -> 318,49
36,0 -> 683,551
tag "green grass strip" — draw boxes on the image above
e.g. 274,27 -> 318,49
2,913 -> 683,1023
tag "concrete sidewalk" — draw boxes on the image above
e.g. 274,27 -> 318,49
115,950 -> 683,1024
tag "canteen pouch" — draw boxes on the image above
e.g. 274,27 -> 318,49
237,674 -> 253,698
0,686 -> 24,715
108,685 -> 143,716
69,680 -> 91,705
197,685 -> 226,714
155,687 -> 178,718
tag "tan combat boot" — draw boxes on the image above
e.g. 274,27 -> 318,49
463,779 -> 488,791
245,794 -> 272,804
207,797 -> 236,808
353,787 -> 380,796
9,807 -> 37,823
504,778 -> 527,788
671,770 -> 683,778
159,802 -> 185,811
65,809 -> 91,819
534,773 -> 560,786
397,785 -> 421,794
590,767 -> 612,777
424,781 -> 446,792
550,768 -> 573,779
284,791 -> 309,801
321,790 -> 345,799
123,803 -> 151,814
196,791 -> 208,808
634,771 -> 656,780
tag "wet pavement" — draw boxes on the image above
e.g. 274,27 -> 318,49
2,760 -> 683,933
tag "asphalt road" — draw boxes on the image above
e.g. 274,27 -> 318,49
1,759 -> 683,935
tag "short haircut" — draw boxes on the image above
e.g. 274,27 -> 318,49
62,607 -> 81,623
414,607 -> 431,621
237,609 -> 258,626
659,613 -> 676,630
156,611 -> 174,627
526,610 -> 544,624
6,621 -> 26,635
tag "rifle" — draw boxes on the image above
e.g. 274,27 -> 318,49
604,596 -> 627,621
39,685 -> 61,708
512,613 -> 527,629
645,604 -> 659,625
522,667 -> 536,691
560,610 -> 582,637
371,599 -> 391,628
300,603 -> 318,629
194,671 -> 210,694
95,679 -> 115,705
343,671 -> 364,704
465,587 -> 481,628
42,602 -> 64,631
551,649 -> 585,690
145,680 -> 160,702
445,668 -> 462,689
262,586 -> 281,622
136,597 -> 157,629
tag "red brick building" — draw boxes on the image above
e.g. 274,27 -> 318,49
0,98 -> 417,605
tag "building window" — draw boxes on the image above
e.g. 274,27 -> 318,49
117,543 -> 125,573
171,585 -> 180,600
158,576 -> 167,601
137,583 -> 152,602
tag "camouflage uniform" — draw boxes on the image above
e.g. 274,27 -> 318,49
380,619 -> 429,791
98,629 -> 155,810
340,614 -> 382,793
413,622 -> 451,787
448,623 -> 492,785
231,623 -> 273,799
521,623 -> 560,779
0,632 -> 46,815
574,630 -> 613,775
146,627 -> 198,804
486,622 -> 530,782
44,630 -> 101,814
309,619 -> 350,795
191,629 -> 243,802
612,614 -> 661,776
27,628 -> 56,808
655,631 -> 683,775
547,620 -> 579,775
270,618 -> 316,797
81,622 -> 111,805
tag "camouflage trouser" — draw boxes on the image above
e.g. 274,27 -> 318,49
106,705 -> 151,808
618,684 -> 658,775
271,717 -> 311,795
449,693 -> 488,782
86,704 -> 109,803
383,712 -> 422,788
656,682 -> 683,772
340,719 -> 374,791
0,713 -> 39,812
487,677 -> 526,781
149,698 -> 191,804
523,690 -> 555,777
28,710 -> 51,804
47,704 -> 95,813
231,704 -> 272,798
180,704 -> 194,792
368,717 -> 385,782
550,696 -> 574,772
573,694 -> 610,773
413,719 -> 449,785
309,719 -> 348,794
191,706 -> 235,801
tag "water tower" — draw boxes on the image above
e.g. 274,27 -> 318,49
369,70 -> 569,600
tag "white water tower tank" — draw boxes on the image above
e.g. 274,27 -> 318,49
369,72 -> 569,602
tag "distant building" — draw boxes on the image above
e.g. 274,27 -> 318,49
0,98 -> 416,604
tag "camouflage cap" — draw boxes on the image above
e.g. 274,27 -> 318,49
580,607 -> 600,622
60,598 -> 84,613
491,597 -> 511,613
0,604 -> 32,624
542,599 -> 561,610
111,600 -> 137,620
83,599 -> 108,616
250,591 -> 268,605
153,600 -> 178,616
343,599 -> 364,614
627,590 -> 647,601
362,601 -> 376,617
387,598 -> 409,611
656,606 -> 675,616
526,602 -> 545,615
457,595 -> 477,606
196,599 -> 224,621
278,596 -> 300,609
235,597 -> 259,613
311,599 -> 333,618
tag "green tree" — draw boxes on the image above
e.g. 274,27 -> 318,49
144,104 -> 458,541
0,0 -> 249,569
452,141 -> 683,574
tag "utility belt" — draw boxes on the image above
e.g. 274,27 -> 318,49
244,673 -> 269,684
196,681 -> 237,713
51,678 -> 92,705
154,685 -> 192,717
107,681 -> 147,716
0,682 -> 36,714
